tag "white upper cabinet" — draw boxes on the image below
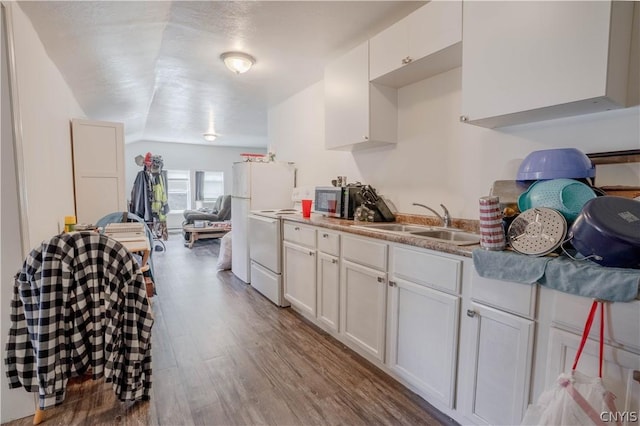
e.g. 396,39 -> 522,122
370,1 -> 462,88
461,1 -> 635,128
324,41 -> 397,151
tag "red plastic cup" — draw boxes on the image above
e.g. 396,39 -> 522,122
301,199 -> 312,218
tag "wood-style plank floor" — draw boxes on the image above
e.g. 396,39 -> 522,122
4,234 -> 455,426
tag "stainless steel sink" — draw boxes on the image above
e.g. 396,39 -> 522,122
351,223 -> 480,246
351,223 -> 431,233
409,229 -> 481,245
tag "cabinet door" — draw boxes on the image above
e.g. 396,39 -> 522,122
387,277 -> 459,408
463,302 -> 535,425
340,259 -> 387,362
369,18 -> 407,81
283,241 -> 316,317
461,1 -> 633,127
546,328 -> 640,420
324,41 -> 369,149
369,1 -> 462,88
407,0 -> 461,63
317,252 -> 340,333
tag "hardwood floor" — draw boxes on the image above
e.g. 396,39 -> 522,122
4,234 -> 454,426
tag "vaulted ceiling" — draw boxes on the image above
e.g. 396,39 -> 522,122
19,1 -> 424,147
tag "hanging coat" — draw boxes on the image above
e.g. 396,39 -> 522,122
151,173 -> 168,221
129,170 -> 153,222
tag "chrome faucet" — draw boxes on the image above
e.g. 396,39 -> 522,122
412,203 -> 451,228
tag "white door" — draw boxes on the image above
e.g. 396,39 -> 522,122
71,119 -> 125,224
463,302 -> 535,426
248,215 -> 280,273
387,277 -> 459,408
283,241 -> 316,317
340,259 -> 387,362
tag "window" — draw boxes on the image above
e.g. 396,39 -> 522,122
203,171 -> 224,201
166,170 -> 190,211
195,171 -> 224,209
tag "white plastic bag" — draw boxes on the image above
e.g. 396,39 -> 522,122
522,301 -> 619,426
216,231 -> 232,270
522,370 -> 618,425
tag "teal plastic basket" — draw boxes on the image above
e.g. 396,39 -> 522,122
518,179 -> 597,221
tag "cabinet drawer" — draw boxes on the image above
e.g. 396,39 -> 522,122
471,271 -> 537,319
317,230 -> 340,256
390,246 -> 461,294
283,222 -> 316,248
550,292 -> 640,353
342,235 -> 387,271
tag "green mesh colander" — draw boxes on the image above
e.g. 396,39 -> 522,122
517,178 -> 597,221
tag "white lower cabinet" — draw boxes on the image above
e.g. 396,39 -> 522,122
387,245 -> 462,409
340,259 -> 387,362
461,302 -> 535,426
283,241 -> 316,317
387,276 -> 459,408
545,327 -> 640,420
280,223 -> 640,426
316,251 -> 340,333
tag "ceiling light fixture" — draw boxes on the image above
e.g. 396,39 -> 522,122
220,51 -> 256,74
203,132 -> 218,142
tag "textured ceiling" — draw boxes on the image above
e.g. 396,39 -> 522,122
18,1 -> 424,147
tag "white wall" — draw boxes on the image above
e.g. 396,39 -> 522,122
124,140 -> 265,228
1,4 -> 35,421
269,68 -> 640,220
10,2 -> 86,245
2,3 -> 86,421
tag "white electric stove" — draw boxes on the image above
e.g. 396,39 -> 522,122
248,209 -> 299,306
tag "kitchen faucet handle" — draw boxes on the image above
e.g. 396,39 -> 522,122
440,204 -> 451,227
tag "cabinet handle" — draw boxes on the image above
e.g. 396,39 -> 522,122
295,227 -> 300,231
377,276 -> 385,283
331,258 -> 338,264
363,135 -> 369,140
388,280 -> 396,287
401,56 -> 412,65
466,309 -> 477,318
309,251 -> 315,256
459,115 -> 469,123
322,233 -> 329,238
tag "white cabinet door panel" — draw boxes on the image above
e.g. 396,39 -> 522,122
461,1 -> 633,127
283,241 -> 316,317
317,252 -> 340,333
387,277 -> 459,407
464,302 -> 535,425
546,327 -> 640,420
340,259 -> 387,362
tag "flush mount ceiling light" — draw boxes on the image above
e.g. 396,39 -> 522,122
203,132 -> 218,142
220,51 -> 255,74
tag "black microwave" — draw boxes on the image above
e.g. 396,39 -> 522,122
314,186 -> 362,219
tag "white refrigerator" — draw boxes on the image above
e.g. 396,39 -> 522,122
231,161 -> 295,283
